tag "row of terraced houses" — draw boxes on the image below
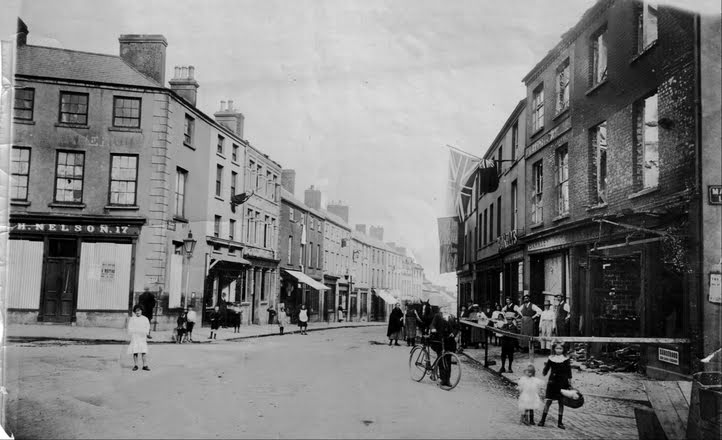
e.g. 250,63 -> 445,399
455,0 -> 720,379
5,19 -> 433,332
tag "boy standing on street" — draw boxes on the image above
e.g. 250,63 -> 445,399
500,312 -> 519,373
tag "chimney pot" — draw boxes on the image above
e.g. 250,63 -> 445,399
228,100 -> 234,111
188,65 -> 195,79
220,100 -> 226,111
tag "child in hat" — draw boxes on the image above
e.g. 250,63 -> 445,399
499,312 -> 519,373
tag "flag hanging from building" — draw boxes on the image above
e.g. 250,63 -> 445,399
446,146 -> 480,219
437,216 -> 458,274
477,159 -> 499,193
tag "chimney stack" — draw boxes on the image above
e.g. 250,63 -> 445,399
119,34 -> 168,86
304,185 -> 322,210
327,202 -> 350,224
213,99 -> 245,138
355,224 -> 367,235
169,65 -> 200,106
16,18 -> 28,46
369,226 -> 384,241
281,169 -> 296,195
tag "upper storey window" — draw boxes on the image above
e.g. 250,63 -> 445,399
59,92 -> 89,125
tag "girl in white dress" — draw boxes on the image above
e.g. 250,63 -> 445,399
127,305 -> 150,371
517,364 -> 544,425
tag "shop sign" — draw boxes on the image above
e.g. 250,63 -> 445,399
528,235 -> 567,252
709,185 -> 722,205
710,273 -> 721,304
10,222 -> 140,236
526,117 -> 571,157
498,229 -> 518,250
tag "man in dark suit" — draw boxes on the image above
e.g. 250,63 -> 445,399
430,307 -> 459,387
138,286 -> 157,339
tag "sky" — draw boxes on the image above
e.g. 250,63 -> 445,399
1,0 -> 716,289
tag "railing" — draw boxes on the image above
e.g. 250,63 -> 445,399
459,318 -> 691,367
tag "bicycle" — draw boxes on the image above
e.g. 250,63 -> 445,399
408,335 -> 462,390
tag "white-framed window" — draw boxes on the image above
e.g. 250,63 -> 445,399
591,27 -> 608,86
55,151 -> 84,203
636,93 -> 659,189
246,208 -> 254,242
231,171 -> 237,199
214,215 -> 221,237
215,165 -> 223,198
109,154 -> 138,205
556,59 -> 570,114
184,114 -> 194,146
232,144 -> 239,162
11,147 -> 30,200
175,168 -> 187,218
591,121 -> 608,204
229,219 -> 236,241
217,135 -> 225,155
532,85 -> 544,133
531,160 -> 543,224
112,96 -> 141,128
637,1 -> 658,53
556,145 -> 569,215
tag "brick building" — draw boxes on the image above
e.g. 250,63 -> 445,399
457,0 -> 717,379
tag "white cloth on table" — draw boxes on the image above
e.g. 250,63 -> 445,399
127,315 -> 150,355
517,376 -> 544,410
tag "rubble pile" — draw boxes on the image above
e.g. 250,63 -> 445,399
571,343 -> 641,373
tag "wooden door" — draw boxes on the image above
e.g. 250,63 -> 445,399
42,239 -> 77,322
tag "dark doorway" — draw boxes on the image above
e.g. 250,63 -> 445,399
42,238 -> 78,322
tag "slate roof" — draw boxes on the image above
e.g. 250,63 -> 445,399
16,44 -> 161,88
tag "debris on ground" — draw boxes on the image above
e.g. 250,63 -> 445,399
571,343 -> 641,374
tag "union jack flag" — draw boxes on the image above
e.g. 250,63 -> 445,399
447,146 -> 480,219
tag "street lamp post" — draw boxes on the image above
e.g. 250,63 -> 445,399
182,230 -> 197,309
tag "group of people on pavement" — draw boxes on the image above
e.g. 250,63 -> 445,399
267,304 -> 308,335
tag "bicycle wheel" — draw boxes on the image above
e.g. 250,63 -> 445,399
438,352 -> 462,390
408,345 -> 429,382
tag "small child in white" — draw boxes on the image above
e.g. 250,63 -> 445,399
127,305 -> 151,371
517,364 -> 544,425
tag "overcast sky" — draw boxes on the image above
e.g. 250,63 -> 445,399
1,0 -> 715,288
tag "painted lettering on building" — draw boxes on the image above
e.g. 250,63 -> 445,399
527,117 -> 571,157
10,222 -> 139,236
498,229 -> 518,250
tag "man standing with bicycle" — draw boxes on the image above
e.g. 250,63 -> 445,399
429,306 -> 459,387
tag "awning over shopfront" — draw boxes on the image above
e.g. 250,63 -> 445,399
283,270 -> 329,291
373,289 -> 399,304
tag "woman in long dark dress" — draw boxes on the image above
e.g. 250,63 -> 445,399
539,340 -> 572,429
387,303 -> 404,346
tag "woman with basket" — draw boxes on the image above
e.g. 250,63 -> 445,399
539,340 -> 583,429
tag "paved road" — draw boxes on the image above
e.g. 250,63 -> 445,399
4,327 -> 639,439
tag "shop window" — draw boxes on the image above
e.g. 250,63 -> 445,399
112,97 -> 141,128
531,160 -> 543,224
556,145 -> 569,215
175,168 -> 187,218
11,147 -> 30,201
634,93 -> 659,189
13,87 -> 34,121
590,27 -> 608,86
59,92 -> 88,125
109,154 -> 138,205
55,151 -> 85,203
590,121 -> 608,204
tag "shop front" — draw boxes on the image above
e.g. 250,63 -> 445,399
281,269 -> 329,323
202,256 -> 250,328
8,216 -> 144,328
323,275 -> 338,322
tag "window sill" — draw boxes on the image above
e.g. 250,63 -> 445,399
530,222 -> 544,230
216,152 -> 226,160
11,200 -> 31,206
585,80 -> 608,96
630,41 -> 657,65
553,213 -> 570,222
530,127 -> 545,138
55,122 -> 89,129
183,141 -> 195,150
553,107 -> 570,121
628,186 -> 659,200
173,216 -> 189,223
48,202 -> 86,209
104,204 -> 140,210
231,160 -> 240,166
13,119 -> 35,125
108,126 -> 141,133
214,196 -> 224,202
586,203 -> 608,212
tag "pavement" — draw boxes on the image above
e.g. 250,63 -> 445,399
5,320 -> 385,344
5,326 -> 641,439
459,343 -> 649,402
